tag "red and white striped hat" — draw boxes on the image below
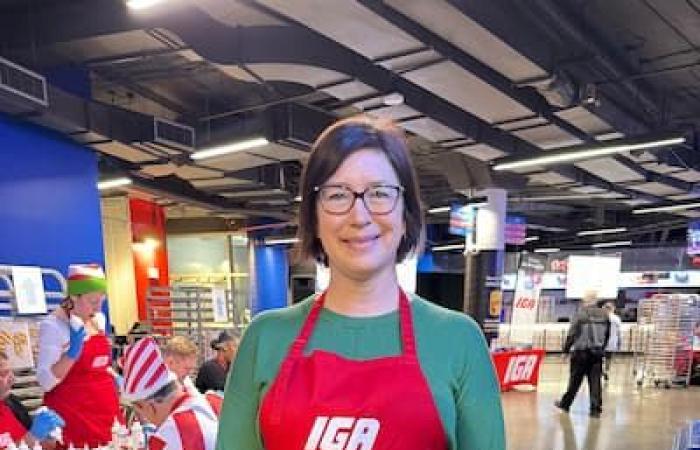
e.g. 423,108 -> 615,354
122,337 -> 176,402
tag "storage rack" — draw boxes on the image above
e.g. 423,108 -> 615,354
0,265 -> 67,410
144,284 -> 249,365
634,294 -> 700,388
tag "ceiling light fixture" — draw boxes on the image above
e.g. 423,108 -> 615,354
576,227 -> 627,237
191,137 -> 269,160
428,206 -> 451,214
525,236 -> 540,242
533,248 -> 560,253
97,177 -> 132,191
632,201 -> 700,215
493,134 -> 686,171
126,0 -> 164,10
265,237 -> 299,246
432,244 -> 465,252
591,240 -> 632,249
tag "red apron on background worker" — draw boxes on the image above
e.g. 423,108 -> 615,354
37,264 -> 123,449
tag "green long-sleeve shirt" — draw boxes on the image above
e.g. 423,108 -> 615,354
215,295 -> 505,450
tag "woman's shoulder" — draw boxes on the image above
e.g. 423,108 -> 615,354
410,294 -> 484,340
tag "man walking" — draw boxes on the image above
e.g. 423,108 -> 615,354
555,290 -> 611,418
602,301 -> 622,381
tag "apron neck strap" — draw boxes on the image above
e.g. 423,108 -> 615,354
290,289 -> 417,359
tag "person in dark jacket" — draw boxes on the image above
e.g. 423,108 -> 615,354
195,330 -> 240,393
555,290 -> 611,418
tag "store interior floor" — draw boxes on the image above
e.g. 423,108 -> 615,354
502,355 -> 699,450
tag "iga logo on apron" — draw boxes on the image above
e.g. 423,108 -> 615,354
304,416 -> 380,450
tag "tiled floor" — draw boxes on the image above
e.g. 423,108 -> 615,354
502,355 -> 700,450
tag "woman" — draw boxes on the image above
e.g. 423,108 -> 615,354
37,264 -> 123,448
216,116 -> 505,449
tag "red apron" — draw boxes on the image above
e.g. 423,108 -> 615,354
0,401 -> 27,448
259,290 -> 448,450
44,331 -> 123,449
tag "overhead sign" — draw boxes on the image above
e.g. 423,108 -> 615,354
449,204 -> 475,237
505,215 -> 527,245
566,255 -> 621,299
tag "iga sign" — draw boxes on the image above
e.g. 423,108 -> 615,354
509,255 -> 545,344
492,349 -> 545,391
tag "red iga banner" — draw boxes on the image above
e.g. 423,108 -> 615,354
492,348 -> 545,391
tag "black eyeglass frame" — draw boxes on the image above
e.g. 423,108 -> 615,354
313,184 -> 405,215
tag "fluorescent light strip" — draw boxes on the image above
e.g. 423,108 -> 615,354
591,240 -> 632,249
432,244 -> 465,252
633,202 -> 700,215
428,206 -> 451,214
533,248 -> 559,253
576,227 -> 627,237
494,136 -> 686,171
191,137 -> 269,160
97,177 -> 132,190
265,237 -> 299,246
126,0 -> 164,10
525,236 -> 540,242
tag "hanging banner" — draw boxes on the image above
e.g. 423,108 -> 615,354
510,254 -> 545,345
0,320 -> 34,369
11,266 -> 47,315
211,287 -> 228,323
505,215 -> 527,245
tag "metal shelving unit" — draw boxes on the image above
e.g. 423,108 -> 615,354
634,294 -> 700,388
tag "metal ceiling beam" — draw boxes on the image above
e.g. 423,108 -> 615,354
359,0 -> 690,194
0,0 -> 663,202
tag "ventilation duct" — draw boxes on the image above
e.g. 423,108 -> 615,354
0,56 -> 48,113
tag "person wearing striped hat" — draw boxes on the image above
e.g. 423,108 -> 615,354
36,263 -> 124,449
122,337 -> 220,450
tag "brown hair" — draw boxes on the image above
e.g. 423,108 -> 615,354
0,350 -> 7,360
296,115 -> 424,264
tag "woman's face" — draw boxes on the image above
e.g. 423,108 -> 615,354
316,149 -> 405,282
72,291 -> 106,319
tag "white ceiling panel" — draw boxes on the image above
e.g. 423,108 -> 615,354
402,60 -> 534,122
454,144 -> 507,161
189,177 -> 248,188
195,152 -> 275,171
555,107 -> 615,136
575,158 -> 645,183
528,172 -> 576,185
367,104 -> 422,120
387,0 -> 547,82
642,163 -> 684,175
400,117 -> 464,142
512,124 -> 581,149
251,143 -> 310,161
570,185 -> 607,194
498,116 -> 548,131
258,0 -> 422,60
668,192 -> 700,201
321,80 -> 377,101
676,210 -> 700,218
671,170 -> 700,182
93,142 -> 158,163
628,182 -> 685,196
244,63 -> 347,87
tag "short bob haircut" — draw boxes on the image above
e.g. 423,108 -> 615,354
296,115 -> 424,265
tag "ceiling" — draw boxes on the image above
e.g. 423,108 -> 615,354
1,0 -> 699,247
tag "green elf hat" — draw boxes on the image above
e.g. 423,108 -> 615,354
67,263 -> 108,296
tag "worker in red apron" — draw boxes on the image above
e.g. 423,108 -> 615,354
37,264 -> 123,449
215,117 -> 505,450
259,290 -> 447,449
122,337 -> 220,450
1,350 -> 64,449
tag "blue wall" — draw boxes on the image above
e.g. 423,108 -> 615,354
0,114 -> 105,314
251,244 -> 288,314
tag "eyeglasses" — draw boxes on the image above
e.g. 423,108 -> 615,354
314,184 -> 404,215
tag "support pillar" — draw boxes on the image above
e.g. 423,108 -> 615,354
463,189 -> 506,345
